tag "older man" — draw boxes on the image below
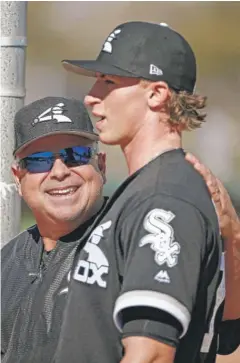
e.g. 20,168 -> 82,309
1,96 -> 106,363
61,21 -> 239,363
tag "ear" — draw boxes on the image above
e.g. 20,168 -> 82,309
147,81 -> 170,110
11,163 -> 23,197
97,152 -> 107,184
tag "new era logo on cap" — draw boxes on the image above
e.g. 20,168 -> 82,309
149,64 -> 163,76
62,21 -> 196,94
32,102 -> 73,126
13,97 -> 98,155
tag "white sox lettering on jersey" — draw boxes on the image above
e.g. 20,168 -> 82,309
73,221 -> 112,288
139,209 -> 181,282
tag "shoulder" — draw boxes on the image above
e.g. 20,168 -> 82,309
117,187 -> 220,259
139,149 -> 207,189
1,225 -> 39,261
128,150 -> 218,228
145,150 -> 208,195
119,189 -> 207,232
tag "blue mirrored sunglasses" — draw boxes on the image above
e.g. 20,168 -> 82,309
18,146 -> 96,173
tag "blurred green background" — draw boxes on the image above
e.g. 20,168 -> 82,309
21,1 -> 240,229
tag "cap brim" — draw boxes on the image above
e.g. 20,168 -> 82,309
14,130 -> 99,156
62,59 -> 136,78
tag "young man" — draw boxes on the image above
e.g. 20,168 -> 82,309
59,21 -> 231,363
1,96 -> 107,363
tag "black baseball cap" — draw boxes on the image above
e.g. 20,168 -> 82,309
62,21 -> 196,93
13,96 -> 98,155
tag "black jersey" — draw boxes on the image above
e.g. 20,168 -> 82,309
200,304 -> 240,362
200,254 -> 225,363
217,316 -> 240,355
1,207 -> 102,363
54,149 -> 223,363
201,255 -> 240,362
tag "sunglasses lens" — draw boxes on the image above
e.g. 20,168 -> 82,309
62,146 -> 93,166
19,147 -> 94,173
22,151 -> 54,173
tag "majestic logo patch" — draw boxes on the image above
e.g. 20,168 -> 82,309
139,209 -> 180,276
73,221 -> 112,288
32,103 -> 72,126
149,64 -> 163,76
155,270 -> 170,283
102,29 -> 121,53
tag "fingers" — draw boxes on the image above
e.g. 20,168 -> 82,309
185,152 -> 200,165
207,179 -> 222,208
185,152 -> 213,186
185,152 -> 222,208
186,152 -> 239,239
185,152 -> 208,179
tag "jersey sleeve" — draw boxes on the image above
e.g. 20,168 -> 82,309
113,194 -> 211,339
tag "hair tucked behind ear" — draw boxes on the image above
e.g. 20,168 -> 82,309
140,80 -> 207,131
167,90 -> 207,131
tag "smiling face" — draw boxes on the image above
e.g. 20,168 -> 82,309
12,134 -> 105,233
84,74 -> 150,147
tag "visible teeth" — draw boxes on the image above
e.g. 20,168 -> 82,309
48,187 -> 77,196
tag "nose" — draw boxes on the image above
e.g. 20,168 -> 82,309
84,94 -> 99,108
84,80 -> 102,108
49,158 -> 71,181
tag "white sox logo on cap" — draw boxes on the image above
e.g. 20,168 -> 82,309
102,29 -> 121,54
32,103 -> 73,126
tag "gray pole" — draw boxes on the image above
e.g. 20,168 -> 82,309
0,1 -> 27,247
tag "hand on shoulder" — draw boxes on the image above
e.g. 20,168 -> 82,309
185,152 -> 240,240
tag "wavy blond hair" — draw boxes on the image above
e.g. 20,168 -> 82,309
167,90 -> 207,131
140,80 -> 207,131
